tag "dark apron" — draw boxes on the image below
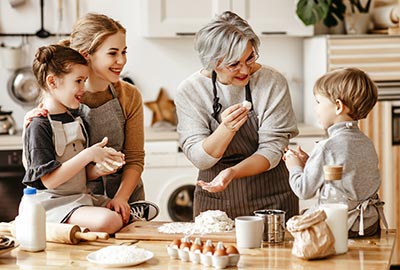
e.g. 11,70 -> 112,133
194,71 -> 298,221
78,84 -> 144,203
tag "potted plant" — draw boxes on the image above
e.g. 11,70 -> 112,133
296,0 -> 347,28
345,0 -> 373,34
296,0 -> 372,34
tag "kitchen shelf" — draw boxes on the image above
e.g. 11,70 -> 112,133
0,33 -> 70,37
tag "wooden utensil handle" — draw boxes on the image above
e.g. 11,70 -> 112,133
74,232 -> 98,241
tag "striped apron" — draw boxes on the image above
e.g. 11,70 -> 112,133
78,84 -> 144,203
194,72 -> 298,221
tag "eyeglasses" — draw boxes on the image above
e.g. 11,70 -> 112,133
225,51 -> 259,73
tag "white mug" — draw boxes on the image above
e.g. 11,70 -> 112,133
235,216 -> 264,248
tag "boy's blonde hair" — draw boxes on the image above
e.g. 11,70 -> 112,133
313,67 -> 378,120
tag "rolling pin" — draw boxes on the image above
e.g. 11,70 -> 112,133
0,222 -> 109,244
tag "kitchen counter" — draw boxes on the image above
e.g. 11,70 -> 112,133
0,123 -> 325,150
0,229 -> 396,269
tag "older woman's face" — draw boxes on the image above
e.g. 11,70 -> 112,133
215,42 -> 258,86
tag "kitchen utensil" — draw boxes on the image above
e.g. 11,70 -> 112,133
8,67 -> 40,107
8,0 -> 26,8
36,0 -> 51,38
254,209 -> 286,243
0,222 -> 109,245
115,221 -> 236,242
0,45 -> 22,70
0,107 -> 17,135
234,216 -> 264,248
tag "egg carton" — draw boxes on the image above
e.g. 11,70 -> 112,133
166,238 -> 240,269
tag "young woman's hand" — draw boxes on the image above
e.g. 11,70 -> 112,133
24,103 -> 48,128
197,167 -> 235,192
220,103 -> 248,132
106,197 -> 131,224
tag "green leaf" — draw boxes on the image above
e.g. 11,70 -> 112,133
296,0 -> 332,26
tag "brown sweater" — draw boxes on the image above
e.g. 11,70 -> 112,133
81,80 -> 144,174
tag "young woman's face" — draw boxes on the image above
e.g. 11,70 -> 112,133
53,64 -> 88,110
88,31 -> 127,84
215,41 -> 258,86
314,94 -> 337,130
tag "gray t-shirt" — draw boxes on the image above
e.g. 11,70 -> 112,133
175,66 -> 299,170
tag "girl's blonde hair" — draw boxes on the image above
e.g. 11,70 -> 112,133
32,44 -> 87,90
313,67 -> 378,120
62,13 -> 126,55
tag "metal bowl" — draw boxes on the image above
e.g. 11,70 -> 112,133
7,67 -> 40,107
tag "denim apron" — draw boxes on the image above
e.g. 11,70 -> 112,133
79,84 -> 144,202
194,71 -> 298,221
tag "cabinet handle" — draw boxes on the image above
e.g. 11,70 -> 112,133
261,31 -> 287,35
176,32 -> 196,36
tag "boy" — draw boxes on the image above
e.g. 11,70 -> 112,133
284,67 -> 386,237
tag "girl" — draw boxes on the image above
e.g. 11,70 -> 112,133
24,44 -> 125,234
26,13 -> 159,224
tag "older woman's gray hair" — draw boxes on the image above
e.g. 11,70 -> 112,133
194,11 -> 260,71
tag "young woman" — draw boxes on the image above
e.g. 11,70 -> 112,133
24,44 -> 125,233
26,13 -> 159,224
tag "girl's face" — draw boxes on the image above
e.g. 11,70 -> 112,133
87,31 -> 127,84
52,64 -> 88,111
214,41 -> 258,86
314,94 -> 337,130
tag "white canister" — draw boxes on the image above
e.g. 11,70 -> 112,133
15,187 -> 46,252
0,46 -> 23,70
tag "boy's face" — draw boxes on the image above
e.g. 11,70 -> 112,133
314,94 -> 337,130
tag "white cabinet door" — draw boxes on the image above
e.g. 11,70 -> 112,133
139,0 -> 230,37
139,0 -> 313,37
231,0 -> 313,36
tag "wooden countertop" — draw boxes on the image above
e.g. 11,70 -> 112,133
0,229 -> 396,269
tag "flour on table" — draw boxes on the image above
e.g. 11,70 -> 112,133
158,210 -> 234,235
94,245 -> 147,264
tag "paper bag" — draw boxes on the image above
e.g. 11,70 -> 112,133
286,209 -> 335,260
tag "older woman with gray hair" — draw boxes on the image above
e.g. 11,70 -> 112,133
174,11 -> 299,220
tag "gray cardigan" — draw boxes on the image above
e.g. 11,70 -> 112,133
174,66 -> 298,170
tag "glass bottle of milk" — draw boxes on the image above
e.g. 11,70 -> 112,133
319,165 -> 348,255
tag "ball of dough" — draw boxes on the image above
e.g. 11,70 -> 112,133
242,100 -> 252,110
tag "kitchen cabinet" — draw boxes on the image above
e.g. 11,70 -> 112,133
138,0 -> 313,37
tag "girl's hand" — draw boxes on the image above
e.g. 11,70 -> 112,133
220,103 -> 248,132
88,137 -> 125,166
197,167 -> 235,193
106,197 -> 131,224
24,103 -> 48,128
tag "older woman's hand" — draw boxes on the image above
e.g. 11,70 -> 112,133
197,167 -> 235,192
220,103 -> 248,132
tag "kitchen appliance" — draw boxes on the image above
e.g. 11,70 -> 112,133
8,67 -> 40,107
142,140 -> 198,222
0,108 -> 16,135
0,149 -> 25,222
358,81 -> 400,252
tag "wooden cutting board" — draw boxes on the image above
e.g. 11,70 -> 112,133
115,221 -> 236,243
